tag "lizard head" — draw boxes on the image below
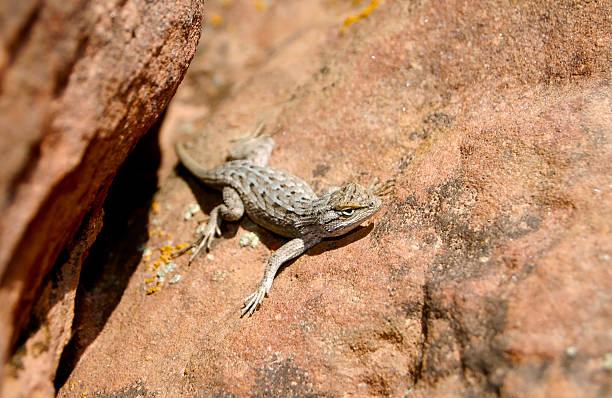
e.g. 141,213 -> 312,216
317,183 -> 382,237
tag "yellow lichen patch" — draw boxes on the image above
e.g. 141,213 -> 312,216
339,0 -> 379,35
160,245 -> 174,255
146,282 -> 162,295
148,229 -> 167,238
253,0 -> 266,11
152,201 -> 160,213
141,241 -> 189,293
209,13 -> 224,28
183,364 -> 197,375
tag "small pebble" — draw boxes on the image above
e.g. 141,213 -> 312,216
603,353 -> 612,370
240,232 -> 260,248
184,203 -> 201,220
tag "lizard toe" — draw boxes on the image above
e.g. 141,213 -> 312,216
241,287 -> 266,317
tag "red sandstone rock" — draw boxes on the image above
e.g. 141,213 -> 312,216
0,0 -> 203,396
4,0 -> 611,397
59,0 -> 612,396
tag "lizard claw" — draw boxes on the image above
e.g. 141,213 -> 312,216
241,285 -> 267,317
183,219 -> 221,264
370,177 -> 396,196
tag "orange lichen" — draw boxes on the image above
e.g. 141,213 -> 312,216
146,282 -> 162,295
160,245 -> 174,254
148,229 -> 167,238
339,0 -> 379,35
209,13 -> 224,28
253,0 -> 266,11
141,241 -> 189,293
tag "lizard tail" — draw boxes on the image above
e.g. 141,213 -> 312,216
175,142 -> 213,180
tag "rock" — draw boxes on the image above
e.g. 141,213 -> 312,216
0,0 -> 203,396
6,0 -> 610,397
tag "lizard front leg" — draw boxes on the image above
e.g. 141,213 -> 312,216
241,235 -> 320,317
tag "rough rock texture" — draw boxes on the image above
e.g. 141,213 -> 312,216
0,0 -> 203,396
12,0 -> 609,397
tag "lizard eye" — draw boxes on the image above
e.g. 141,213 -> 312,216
341,208 -> 355,216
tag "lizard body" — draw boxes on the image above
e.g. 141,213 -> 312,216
175,134 -> 386,316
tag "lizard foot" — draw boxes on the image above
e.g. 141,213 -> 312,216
369,177 -> 396,196
173,218 -> 221,264
227,122 -> 275,166
241,285 -> 267,317
187,221 -> 221,264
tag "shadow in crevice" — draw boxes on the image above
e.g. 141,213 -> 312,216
175,162 -> 242,243
54,115 -> 163,390
175,162 -> 224,218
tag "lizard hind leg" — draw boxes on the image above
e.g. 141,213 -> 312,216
227,122 -> 275,167
178,187 -> 245,264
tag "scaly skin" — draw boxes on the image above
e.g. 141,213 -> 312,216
175,135 -> 387,317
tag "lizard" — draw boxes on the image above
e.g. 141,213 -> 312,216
175,127 -> 392,317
